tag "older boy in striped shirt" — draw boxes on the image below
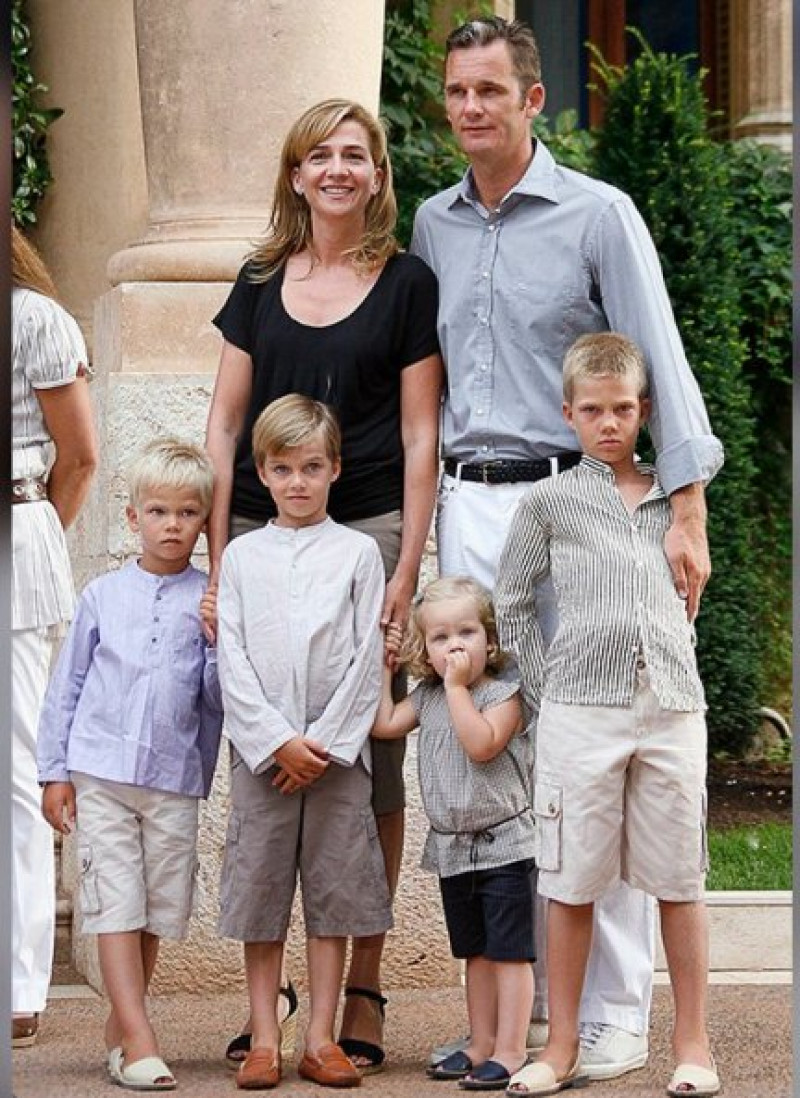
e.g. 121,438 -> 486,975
495,333 -> 719,1098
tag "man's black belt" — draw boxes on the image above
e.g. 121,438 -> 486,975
443,453 -> 582,485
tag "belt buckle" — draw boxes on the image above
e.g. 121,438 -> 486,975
481,461 -> 502,485
13,479 -> 43,503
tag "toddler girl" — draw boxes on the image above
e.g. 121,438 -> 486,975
373,576 -> 536,1091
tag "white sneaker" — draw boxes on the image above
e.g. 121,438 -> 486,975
579,1022 -> 648,1080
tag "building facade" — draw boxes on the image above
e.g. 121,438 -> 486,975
26,0 -> 791,993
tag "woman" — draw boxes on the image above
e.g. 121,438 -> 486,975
12,224 -> 98,1047
206,99 -> 442,1074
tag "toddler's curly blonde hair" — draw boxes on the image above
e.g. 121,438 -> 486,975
401,576 -> 509,684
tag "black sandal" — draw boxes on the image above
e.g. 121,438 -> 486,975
224,981 -> 299,1068
338,986 -> 388,1075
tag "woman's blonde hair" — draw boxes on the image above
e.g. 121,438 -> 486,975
12,223 -> 58,299
402,576 -> 508,684
246,99 -> 399,281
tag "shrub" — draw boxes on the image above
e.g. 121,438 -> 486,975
12,0 -> 61,225
724,140 -> 792,716
591,34 -> 762,755
380,0 -> 466,246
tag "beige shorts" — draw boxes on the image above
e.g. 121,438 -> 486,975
218,751 -> 393,942
230,508 -> 407,817
72,773 -> 199,938
534,668 -> 708,904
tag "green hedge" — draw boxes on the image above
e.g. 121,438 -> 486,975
587,38 -> 765,755
381,0 -> 466,246
12,0 -> 61,225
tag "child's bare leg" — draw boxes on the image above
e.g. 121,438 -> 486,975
305,936 -> 347,1054
540,900 -> 593,1073
236,955 -> 292,1038
659,899 -> 713,1067
104,930 -> 159,1053
463,955 -> 497,1065
493,960 -> 534,1070
98,931 -> 161,1066
244,941 -> 284,1052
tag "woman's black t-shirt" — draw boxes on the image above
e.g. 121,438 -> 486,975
213,253 -> 440,523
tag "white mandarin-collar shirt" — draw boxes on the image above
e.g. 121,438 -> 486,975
217,518 -> 385,774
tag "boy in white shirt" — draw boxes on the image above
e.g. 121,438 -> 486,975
496,334 -> 718,1098
216,394 -> 391,1090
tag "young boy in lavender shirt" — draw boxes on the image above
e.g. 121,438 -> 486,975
38,438 -> 223,1092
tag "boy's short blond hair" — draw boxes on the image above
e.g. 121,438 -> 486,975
563,332 -> 649,403
402,575 -> 508,684
127,438 -> 215,514
252,393 -> 341,467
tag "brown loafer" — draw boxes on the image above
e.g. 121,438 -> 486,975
236,1048 -> 281,1090
12,1014 -> 39,1049
298,1043 -> 362,1087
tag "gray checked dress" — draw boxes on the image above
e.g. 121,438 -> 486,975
410,677 -> 536,878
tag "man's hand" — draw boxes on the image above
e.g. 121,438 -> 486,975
665,483 -> 710,623
273,737 -> 329,795
200,582 -> 218,644
42,781 -> 77,835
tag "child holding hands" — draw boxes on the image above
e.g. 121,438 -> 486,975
216,394 -> 392,1090
37,439 -> 223,1091
373,576 -> 536,1091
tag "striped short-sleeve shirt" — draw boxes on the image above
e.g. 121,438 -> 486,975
495,457 -> 705,713
411,677 -> 536,878
12,288 -> 88,629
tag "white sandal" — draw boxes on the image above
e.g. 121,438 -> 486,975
666,1058 -> 721,1097
506,1055 -> 586,1096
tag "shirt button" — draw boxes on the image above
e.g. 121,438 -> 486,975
476,409 -> 484,416
155,594 -> 162,601
488,224 -> 496,232
481,445 -> 489,452
480,363 -> 488,372
482,270 -> 489,278
154,616 -> 160,622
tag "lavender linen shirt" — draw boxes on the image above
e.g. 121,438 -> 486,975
37,561 -> 223,798
411,139 -> 723,496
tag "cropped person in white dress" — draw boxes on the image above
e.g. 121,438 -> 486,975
11,225 -> 98,1047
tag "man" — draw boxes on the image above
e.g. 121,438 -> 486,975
411,16 -> 722,1082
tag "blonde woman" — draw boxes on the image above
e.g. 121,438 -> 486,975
11,224 -> 97,1047
206,99 -> 442,1075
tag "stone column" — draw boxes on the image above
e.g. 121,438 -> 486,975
73,1 -> 458,996
730,0 -> 792,150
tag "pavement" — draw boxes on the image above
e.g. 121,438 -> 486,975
10,981 -> 793,1098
